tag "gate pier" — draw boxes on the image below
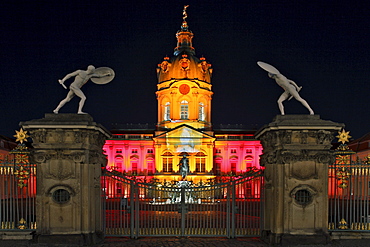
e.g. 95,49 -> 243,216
21,114 -> 110,245
256,115 -> 343,245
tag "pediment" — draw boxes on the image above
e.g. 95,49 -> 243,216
153,125 -> 215,153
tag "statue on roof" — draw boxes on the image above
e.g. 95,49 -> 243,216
257,61 -> 314,115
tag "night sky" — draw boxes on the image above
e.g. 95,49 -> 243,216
1,1 -> 369,140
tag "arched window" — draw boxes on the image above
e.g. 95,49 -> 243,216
214,158 -> 222,175
195,152 -> 206,172
114,155 -> 123,171
180,100 -> 188,120
245,156 -> 254,170
130,156 -> 138,175
162,152 -> 173,172
164,102 -> 170,121
198,102 -> 205,121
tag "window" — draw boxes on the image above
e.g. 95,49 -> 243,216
162,152 -> 173,172
180,100 -> 188,119
215,149 -> 221,154
147,162 -> 154,175
214,161 -> 222,175
116,183 -> 122,194
198,102 -> 205,121
195,152 -> 206,172
116,149 -> 122,153
231,162 -> 237,174
147,149 -> 154,154
132,162 -> 138,173
132,149 -> 138,154
164,102 -> 170,120
246,149 -> 252,153
231,149 -> 237,154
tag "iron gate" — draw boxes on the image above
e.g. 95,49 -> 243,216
329,162 -> 370,231
102,170 -> 264,238
0,143 -> 36,231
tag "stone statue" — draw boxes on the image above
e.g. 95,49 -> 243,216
257,61 -> 314,115
178,154 -> 189,180
53,65 -> 113,114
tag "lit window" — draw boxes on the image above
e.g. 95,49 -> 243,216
164,102 -> 170,121
132,149 -> 138,154
147,162 -> 154,175
214,160 -> 222,175
198,102 -> 205,121
195,152 -> 206,172
116,184 -> 122,194
231,162 -> 237,174
162,152 -> 173,172
132,162 -> 138,173
180,100 -> 188,119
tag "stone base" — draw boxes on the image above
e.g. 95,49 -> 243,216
35,232 -> 104,245
0,231 -> 34,240
262,230 -> 331,245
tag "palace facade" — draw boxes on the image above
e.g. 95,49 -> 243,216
103,12 -> 262,184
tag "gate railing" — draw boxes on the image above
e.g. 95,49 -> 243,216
101,169 -> 264,238
0,144 -> 37,231
328,163 -> 370,231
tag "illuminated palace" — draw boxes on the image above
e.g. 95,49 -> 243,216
103,12 -> 263,184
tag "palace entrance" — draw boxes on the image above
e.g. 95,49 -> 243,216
101,169 -> 264,238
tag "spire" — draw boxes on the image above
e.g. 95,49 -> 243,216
181,5 -> 189,31
174,5 -> 195,56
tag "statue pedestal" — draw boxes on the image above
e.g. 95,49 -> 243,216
21,114 -> 110,245
256,115 -> 344,245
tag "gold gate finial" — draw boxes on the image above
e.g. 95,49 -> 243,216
14,128 -> 29,144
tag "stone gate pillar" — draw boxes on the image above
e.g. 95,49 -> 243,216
20,114 -> 110,245
255,115 -> 344,245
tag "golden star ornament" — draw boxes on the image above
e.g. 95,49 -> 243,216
14,128 -> 30,143
336,129 -> 351,144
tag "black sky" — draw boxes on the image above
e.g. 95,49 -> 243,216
1,1 -> 369,140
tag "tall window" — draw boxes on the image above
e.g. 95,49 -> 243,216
214,160 -> 222,175
131,162 -> 138,174
180,100 -> 188,119
231,162 -> 237,174
164,102 -> 170,120
147,162 -> 154,175
162,152 -> 173,172
198,102 -> 205,121
195,152 -> 206,172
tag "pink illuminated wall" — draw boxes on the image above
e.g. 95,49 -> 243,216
103,138 -> 263,176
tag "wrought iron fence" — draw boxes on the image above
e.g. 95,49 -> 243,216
328,163 -> 370,231
101,169 -> 264,238
0,144 -> 37,230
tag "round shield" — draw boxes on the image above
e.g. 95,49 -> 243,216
91,67 -> 115,84
257,61 -> 280,74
